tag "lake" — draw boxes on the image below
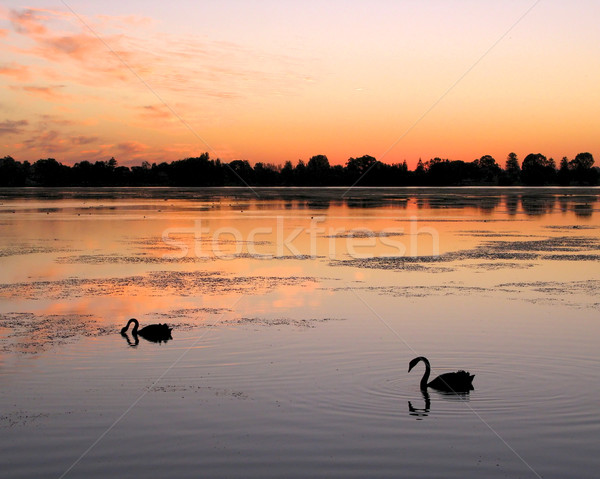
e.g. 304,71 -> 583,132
1,186 -> 599,479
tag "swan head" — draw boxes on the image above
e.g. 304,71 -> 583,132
120,318 -> 138,334
408,356 -> 428,372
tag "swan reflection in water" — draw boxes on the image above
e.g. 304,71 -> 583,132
408,389 -> 472,419
120,318 -> 172,347
408,390 -> 431,419
121,332 -> 140,347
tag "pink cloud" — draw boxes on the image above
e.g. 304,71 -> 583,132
71,136 -> 99,145
23,130 -> 70,153
138,104 -> 171,120
14,85 -> 68,100
116,141 -> 149,156
38,114 -> 77,126
1,7 -> 316,164
8,8 -> 48,35
0,119 -> 29,136
5,7 -> 299,100
163,143 -> 199,155
0,62 -> 30,80
95,14 -> 155,29
37,33 -> 104,61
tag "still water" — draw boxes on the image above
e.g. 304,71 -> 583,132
1,187 -> 599,478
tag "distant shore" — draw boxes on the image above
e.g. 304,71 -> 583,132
1,152 -> 598,187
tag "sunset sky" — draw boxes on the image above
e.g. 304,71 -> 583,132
1,0 -> 599,168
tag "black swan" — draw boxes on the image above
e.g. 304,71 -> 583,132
408,356 -> 474,392
121,318 -> 172,343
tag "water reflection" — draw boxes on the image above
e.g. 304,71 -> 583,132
574,203 -> 593,217
408,390 -> 431,419
505,194 -> 519,215
307,200 -> 331,210
346,198 -> 388,209
407,389 -> 472,420
121,331 -> 139,347
521,195 -> 555,216
1,187 -> 598,219
121,330 -> 172,347
344,189 -> 597,218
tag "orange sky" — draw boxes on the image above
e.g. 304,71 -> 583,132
1,1 -> 599,168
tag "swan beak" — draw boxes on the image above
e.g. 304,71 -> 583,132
407,357 -> 420,372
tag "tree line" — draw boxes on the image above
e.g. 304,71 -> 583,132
0,152 -> 597,187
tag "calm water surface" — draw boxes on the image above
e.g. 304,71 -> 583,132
1,187 -> 599,478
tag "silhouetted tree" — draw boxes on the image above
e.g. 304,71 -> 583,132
307,155 -> 331,185
293,159 -> 308,185
32,158 -> 70,186
475,155 -> 501,183
346,155 -> 378,184
571,152 -> 594,170
280,160 -> 294,185
253,162 -> 280,185
521,153 -> 556,185
425,158 -> 476,185
557,156 -> 570,186
505,152 -> 521,184
569,152 -> 597,185
227,159 -> 254,185
0,156 -> 28,186
168,153 -> 218,186
413,158 -> 426,184
1,148 -> 597,187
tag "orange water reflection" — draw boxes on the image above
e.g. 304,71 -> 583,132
0,188 -> 598,354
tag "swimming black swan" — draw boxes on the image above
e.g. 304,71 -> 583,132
408,356 -> 474,392
121,318 -> 172,343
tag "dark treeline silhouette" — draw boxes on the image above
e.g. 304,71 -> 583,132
0,152 -> 598,187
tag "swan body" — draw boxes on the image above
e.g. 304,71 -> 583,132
408,356 -> 474,392
121,318 -> 172,343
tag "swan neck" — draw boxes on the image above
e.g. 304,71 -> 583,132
128,318 -> 139,334
420,358 -> 431,390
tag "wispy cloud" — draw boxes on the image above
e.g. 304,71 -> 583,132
22,129 -> 68,153
6,7 -> 310,98
138,104 -> 172,120
95,14 -> 155,29
38,114 -> 77,126
116,141 -> 149,157
8,8 -> 49,35
13,84 -> 68,100
70,135 -> 99,145
35,33 -> 105,62
0,62 -> 30,80
0,119 -> 29,136
1,6 -> 316,163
